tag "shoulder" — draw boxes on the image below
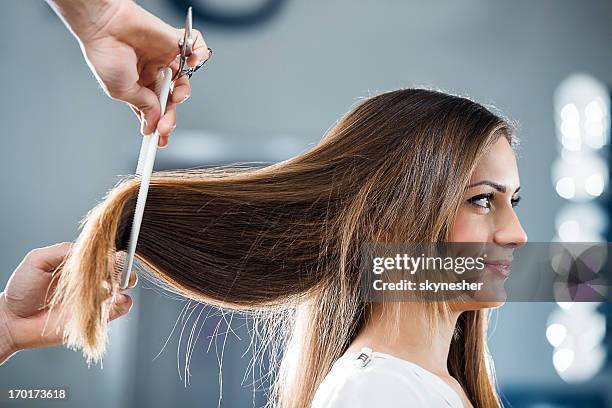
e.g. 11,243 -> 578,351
311,348 -> 429,408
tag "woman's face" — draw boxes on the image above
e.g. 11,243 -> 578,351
449,136 -> 528,309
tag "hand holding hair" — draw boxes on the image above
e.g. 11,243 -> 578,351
0,242 -> 136,365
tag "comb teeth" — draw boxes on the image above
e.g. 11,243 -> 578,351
112,251 -> 130,289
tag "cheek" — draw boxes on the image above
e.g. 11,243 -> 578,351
450,206 -> 491,242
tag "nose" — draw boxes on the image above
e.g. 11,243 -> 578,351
493,205 -> 528,248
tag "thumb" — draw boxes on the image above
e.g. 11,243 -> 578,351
126,84 -> 161,135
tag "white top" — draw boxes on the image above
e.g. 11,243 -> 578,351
311,347 -> 464,408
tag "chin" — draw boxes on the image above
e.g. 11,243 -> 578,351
449,284 -> 508,311
469,272 -> 508,309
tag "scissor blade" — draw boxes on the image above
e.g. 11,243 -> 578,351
184,7 -> 193,57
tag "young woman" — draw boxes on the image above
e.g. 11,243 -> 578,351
48,88 -> 527,407
311,131 -> 526,408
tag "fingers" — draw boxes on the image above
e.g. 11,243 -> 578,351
128,29 -> 210,144
101,263 -> 135,321
157,101 -> 177,147
11,302 -> 68,350
5,242 -> 73,319
124,83 -> 162,136
171,74 -> 190,104
16,290 -> 134,351
106,271 -> 136,321
128,76 -> 181,147
105,261 -> 136,322
23,242 -> 73,272
187,29 -> 211,68
108,293 -> 133,321
127,271 -> 138,289
157,65 -> 192,146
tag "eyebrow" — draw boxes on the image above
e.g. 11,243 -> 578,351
467,180 -> 521,194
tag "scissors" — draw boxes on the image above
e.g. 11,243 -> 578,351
173,6 -> 213,81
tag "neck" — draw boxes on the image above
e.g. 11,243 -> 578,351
349,303 -> 460,377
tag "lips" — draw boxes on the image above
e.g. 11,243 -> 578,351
484,259 -> 513,278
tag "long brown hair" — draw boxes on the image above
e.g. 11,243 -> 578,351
50,88 -> 512,407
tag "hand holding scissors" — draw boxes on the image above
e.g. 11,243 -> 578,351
50,0 -> 213,146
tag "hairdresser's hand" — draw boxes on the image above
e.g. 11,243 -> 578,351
0,242 -> 137,365
47,0 -> 211,147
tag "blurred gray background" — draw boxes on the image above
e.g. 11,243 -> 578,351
1,0 -> 611,407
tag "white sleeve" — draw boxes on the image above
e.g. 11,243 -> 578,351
312,365 -> 429,408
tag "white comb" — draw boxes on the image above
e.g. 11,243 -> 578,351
119,67 -> 173,289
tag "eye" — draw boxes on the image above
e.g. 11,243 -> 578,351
511,195 -> 522,207
468,193 -> 493,209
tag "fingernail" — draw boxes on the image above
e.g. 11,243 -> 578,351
183,94 -> 190,102
116,293 -> 130,304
